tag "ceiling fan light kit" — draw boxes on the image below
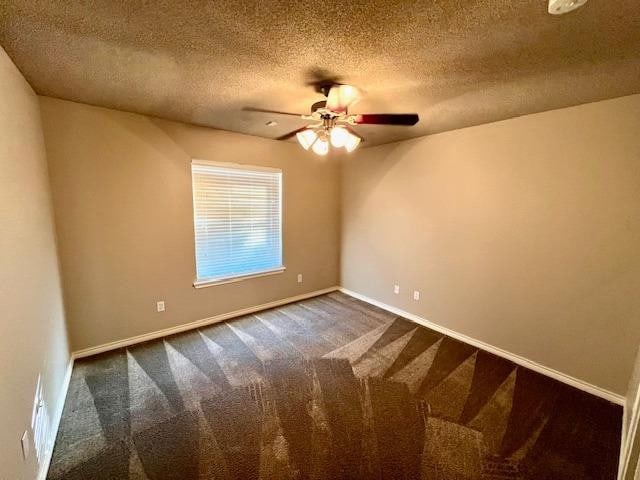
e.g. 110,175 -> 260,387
247,83 -> 419,156
297,124 -> 361,155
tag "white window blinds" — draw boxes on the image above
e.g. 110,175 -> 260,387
191,160 -> 283,285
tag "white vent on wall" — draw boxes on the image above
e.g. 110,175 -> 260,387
548,0 -> 588,15
31,375 -> 50,467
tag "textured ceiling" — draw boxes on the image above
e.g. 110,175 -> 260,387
1,0 -> 639,146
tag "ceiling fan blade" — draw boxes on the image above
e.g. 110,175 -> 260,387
354,113 -> 419,126
243,107 -> 304,117
276,126 -> 309,141
326,84 -> 361,113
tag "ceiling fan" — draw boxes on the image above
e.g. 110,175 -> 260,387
244,83 -> 419,155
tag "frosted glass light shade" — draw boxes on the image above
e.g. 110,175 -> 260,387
296,129 -> 317,150
311,137 -> 329,155
330,127 -> 349,148
344,131 -> 361,152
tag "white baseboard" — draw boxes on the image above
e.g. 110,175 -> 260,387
38,356 -> 74,480
339,287 -> 625,406
72,283 -> 623,406
619,384 -> 640,479
73,286 -> 340,359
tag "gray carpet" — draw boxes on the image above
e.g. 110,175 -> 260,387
48,292 -> 622,479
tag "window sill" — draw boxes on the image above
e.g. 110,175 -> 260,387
193,266 -> 286,288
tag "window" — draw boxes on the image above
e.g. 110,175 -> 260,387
191,160 -> 283,287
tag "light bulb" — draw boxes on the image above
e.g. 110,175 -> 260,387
296,129 -> 317,150
330,127 -> 349,148
344,131 -> 361,152
311,137 -> 329,156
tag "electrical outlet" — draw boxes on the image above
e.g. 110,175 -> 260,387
297,273 -> 303,283
156,301 -> 165,312
413,291 -> 420,301
21,430 -> 30,460
393,285 -> 400,294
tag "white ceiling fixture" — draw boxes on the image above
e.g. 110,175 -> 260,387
548,0 -> 588,15
244,82 -> 419,156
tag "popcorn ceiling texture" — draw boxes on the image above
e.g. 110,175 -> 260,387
0,0 -> 639,146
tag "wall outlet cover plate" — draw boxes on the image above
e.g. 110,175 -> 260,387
21,430 -> 30,460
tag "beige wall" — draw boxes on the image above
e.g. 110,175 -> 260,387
0,48 -> 69,480
341,95 -> 640,395
39,97 -> 340,352
34,91 -> 640,397
34,92 -> 640,397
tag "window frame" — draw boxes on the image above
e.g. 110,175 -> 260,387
191,159 -> 285,288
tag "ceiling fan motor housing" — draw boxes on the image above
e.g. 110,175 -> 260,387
548,0 -> 588,15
